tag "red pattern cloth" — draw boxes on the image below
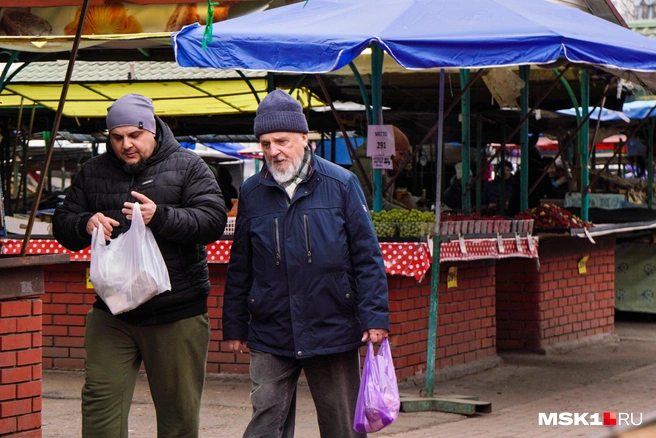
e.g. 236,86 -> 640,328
1,237 -> 538,282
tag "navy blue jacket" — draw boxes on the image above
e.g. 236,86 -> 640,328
223,152 -> 389,358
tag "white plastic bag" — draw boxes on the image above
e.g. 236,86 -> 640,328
89,202 -> 171,315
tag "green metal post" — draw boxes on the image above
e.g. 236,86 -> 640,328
649,120 -> 654,210
519,66 -> 530,212
426,68 -> 445,398
460,69 -> 471,214
371,45 -> 384,213
348,62 -> 372,125
580,71 -> 590,222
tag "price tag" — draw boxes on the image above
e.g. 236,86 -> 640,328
458,234 -> 467,253
447,266 -> 458,289
367,125 -> 395,157
372,155 -> 393,169
515,233 -> 522,252
527,233 -> 536,252
497,233 -> 505,253
584,227 -> 596,244
578,255 -> 589,275
86,268 -> 94,289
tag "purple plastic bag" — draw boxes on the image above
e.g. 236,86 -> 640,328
353,338 -> 400,433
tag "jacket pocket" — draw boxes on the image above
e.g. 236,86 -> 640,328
303,214 -> 312,264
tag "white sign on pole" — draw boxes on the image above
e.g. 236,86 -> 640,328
372,155 -> 393,169
367,125 -> 395,169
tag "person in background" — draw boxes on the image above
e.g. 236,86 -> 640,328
544,158 -> 568,199
218,166 -> 239,208
506,129 -> 553,216
223,90 -> 390,438
208,165 -> 239,212
351,125 -> 416,210
443,161 -> 470,211
481,160 -> 514,213
52,93 -> 227,438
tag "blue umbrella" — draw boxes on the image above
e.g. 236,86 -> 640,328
557,100 -> 656,122
173,0 -> 656,74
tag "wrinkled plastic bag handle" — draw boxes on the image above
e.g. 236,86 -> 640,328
353,338 -> 400,433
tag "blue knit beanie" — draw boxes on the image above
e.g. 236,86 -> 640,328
253,90 -> 309,139
106,93 -> 156,134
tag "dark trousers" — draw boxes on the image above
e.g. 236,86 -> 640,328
81,308 -> 211,438
245,348 -> 366,438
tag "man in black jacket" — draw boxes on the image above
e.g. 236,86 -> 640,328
52,93 -> 227,438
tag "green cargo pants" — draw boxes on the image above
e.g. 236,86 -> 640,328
81,308 -> 211,438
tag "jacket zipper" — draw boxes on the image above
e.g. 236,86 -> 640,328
304,214 -> 312,264
274,217 -> 281,266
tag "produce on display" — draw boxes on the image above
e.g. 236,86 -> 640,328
369,210 -> 517,238
514,203 -> 592,230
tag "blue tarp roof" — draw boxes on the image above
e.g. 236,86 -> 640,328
173,0 -> 656,74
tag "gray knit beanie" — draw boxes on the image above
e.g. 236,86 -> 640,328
106,93 -> 156,134
253,90 -> 309,139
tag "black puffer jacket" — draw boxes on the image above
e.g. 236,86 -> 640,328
53,117 -> 227,325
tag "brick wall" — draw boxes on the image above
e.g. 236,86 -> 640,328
41,260 -> 497,381
388,260 -> 497,380
496,235 -> 615,350
0,299 -> 43,438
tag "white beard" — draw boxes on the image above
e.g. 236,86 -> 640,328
265,154 -> 302,184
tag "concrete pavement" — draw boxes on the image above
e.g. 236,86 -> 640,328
42,320 -> 656,437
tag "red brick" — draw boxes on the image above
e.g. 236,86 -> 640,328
0,334 -> 32,352
0,319 -> 18,335
0,384 -> 17,401
44,282 -> 67,293
17,350 -> 41,367
0,367 -> 32,384
0,399 -> 32,417
0,417 -> 17,435
7,428 -> 41,438
32,396 -> 41,413
16,412 -> 41,432
16,381 -> 41,399
52,316 -> 85,326
16,317 -> 41,334
0,351 -> 17,368
53,337 -> 83,348
0,302 -> 31,318
31,365 -> 41,381
51,358 -> 84,370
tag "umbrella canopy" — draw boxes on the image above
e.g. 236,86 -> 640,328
173,0 -> 656,76
557,100 -> 656,122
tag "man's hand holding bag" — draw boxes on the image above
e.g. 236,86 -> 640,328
89,202 -> 171,315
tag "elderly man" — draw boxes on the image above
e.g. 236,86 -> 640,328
224,89 -> 390,438
53,93 -> 227,438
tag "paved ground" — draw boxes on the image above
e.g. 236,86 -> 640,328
42,316 -> 656,437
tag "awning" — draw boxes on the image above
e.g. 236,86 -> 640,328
0,60 -> 323,118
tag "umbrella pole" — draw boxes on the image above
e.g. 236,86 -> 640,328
649,120 -> 654,210
519,66 -> 530,212
580,71 -> 590,222
371,45 -> 383,212
400,69 -> 491,416
426,68 -> 445,398
460,69 -> 471,214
